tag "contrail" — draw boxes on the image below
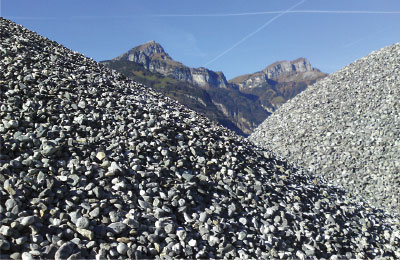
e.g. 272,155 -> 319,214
70,15 -> 134,20
6,9 -> 400,21
295,10 -> 400,14
153,10 -> 400,17
5,16 -> 59,20
343,28 -> 391,48
204,0 -> 306,67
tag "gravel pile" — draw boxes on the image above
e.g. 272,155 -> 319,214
1,18 -> 400,259
250,43 -> 400,216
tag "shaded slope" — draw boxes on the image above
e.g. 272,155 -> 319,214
101,59 -> 269,136
100,59 -> 246,135
1,18 -> 399,259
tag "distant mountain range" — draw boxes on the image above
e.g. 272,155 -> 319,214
101,41 -> 327,135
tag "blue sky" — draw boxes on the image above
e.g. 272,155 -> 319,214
1,0 -> 399,79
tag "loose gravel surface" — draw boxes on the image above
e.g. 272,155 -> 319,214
1,18 -> 400,259
250,43 -> 400,216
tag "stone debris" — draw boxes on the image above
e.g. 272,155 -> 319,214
250,43 -> 400,216
0,18 -> 399,259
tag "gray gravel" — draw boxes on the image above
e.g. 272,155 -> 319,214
1,18 -> 400,259
250,43 -> 400,216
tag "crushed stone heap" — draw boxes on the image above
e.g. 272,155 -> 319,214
1,18 -> 400,259
250,43 -> 400,216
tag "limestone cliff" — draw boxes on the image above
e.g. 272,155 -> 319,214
230,58 -> 326,91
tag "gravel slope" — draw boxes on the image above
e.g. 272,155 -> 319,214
250,43 -> 400,216
1,18 -> 400,259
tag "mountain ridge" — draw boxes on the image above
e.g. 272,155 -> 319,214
230,57 -> 326,90
102,41 -> 327,135
112,41 -> 230,89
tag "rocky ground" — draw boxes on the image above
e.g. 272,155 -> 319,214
250,43 -> 400,216
1,18 -> 400,259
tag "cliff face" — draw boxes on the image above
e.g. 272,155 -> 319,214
190,68 -> 229,89
264,58 -> 313,79
113,41 -> 229,89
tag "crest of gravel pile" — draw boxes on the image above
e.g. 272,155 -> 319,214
1,18 -> 400,259
250,43 -> 400,216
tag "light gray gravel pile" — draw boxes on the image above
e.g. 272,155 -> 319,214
250,43 -> 400,216
1,18 -> 400,259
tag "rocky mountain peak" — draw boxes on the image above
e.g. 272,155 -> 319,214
229,58 -> 326,93
110,42 -> 230,89
263,58 -> 316,80
113,40 -> 172,62
136,40 -> 167,57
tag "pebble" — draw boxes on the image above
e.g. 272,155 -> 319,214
108,222 -> 127,234
69,211 -> 81,224
199,212 -> 208,223
5,198 -> 17,211
0,226 -> 12,236
176,228 -> 187,241
10,252 -> 21,260
107,161 -> 122,176
238,231 -> 247,240
76,217 -> 90,229
21,252 -> 34,260
41,143 -> 58,157
182,173 -> 195,182
96,152 -> 106,161
164,224 -> 174,234
188,239 -> 197,247
54,242 -> 74,260
76,228 -> 94,240
117,243 -> 128,255
239,217 -> 247,225
20,216 -> 35,226
15,236 -> 27,245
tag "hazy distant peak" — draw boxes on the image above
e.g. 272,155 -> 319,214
263,58 -> 313,74
113,40 -> 172,61
137,40 -> 165,53
230,57 -> 325,87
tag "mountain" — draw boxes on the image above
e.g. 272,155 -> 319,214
112,41 -> 229,89
250,43 -> 400,215
230,58 -> 327,111
102,41 -> 327,135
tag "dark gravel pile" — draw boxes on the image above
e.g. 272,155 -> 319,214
1,18 -> 400,259
250,43 -> 400,216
